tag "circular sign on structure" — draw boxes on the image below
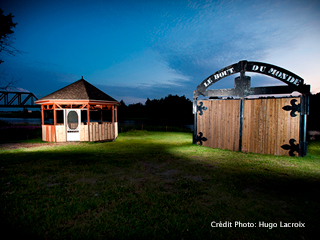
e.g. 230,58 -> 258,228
194,60 -> 310,98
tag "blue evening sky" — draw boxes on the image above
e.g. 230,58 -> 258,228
1,0 -> 320,104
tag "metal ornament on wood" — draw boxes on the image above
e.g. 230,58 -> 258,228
197,102 -> 208,116
196,132 -> 207,145
281,139 -> 300,157
282,99 -> 301,117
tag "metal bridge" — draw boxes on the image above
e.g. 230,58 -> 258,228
0,91 -> 40,108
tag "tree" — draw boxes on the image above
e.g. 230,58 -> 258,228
0,8 -> 18,64
118,100 -> 128,120
0,69 -> 20,90
307,92 -> 320,133
0,8 -> 20,90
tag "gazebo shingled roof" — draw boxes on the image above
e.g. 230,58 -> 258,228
38,77 -> 118,103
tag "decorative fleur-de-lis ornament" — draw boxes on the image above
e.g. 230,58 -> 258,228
282,99 -> 301,117
197,132 -> 207,145
281,138 -> 299,156
197,102 -> 208,116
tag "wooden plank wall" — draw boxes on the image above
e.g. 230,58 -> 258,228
55,125 -> 66,142
42,125 -> 65,142
197,99 -> 240,151
242,97 -> 300,155
80,124 -> 89,141
42,125 -> 56,142
115,122 -> 118,139
42,122 -> 118,142
42,125 -> 46,141
88,122 -> 116,141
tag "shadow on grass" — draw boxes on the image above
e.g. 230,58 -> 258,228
1,132 -> 320,239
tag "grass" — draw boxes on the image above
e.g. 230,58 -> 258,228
0,130 -> 319,239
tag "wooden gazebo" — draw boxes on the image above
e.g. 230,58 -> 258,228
35,77 -> 119,142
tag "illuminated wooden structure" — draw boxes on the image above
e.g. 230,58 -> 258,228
35,77 -> 119,142
193,60 -> 311,157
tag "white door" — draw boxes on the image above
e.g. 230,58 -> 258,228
66,109 -> 81,141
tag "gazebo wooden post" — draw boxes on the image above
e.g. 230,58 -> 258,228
41,105 -> 44,125
87,104 -> 90,141
100,105 -> 103,124
53,104 -> 57,142
112,105 -> 114,123
53,104 -> 57,126
115,105 -> 117,122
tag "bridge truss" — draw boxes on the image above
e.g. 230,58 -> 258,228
0,91 -> 39,108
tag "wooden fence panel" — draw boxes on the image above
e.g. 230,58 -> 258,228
196,97 -> 301,156
242,97 -> 300,155
197,99 -> 240,151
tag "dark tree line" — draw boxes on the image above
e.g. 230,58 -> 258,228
118,94 -> 193,125
118,92 -> 320,130
308,92 -> 320,132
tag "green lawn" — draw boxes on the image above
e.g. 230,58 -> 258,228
1,131 -> 319,239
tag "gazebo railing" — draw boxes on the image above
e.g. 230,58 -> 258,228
80,122 -> 117,141
42,122 -> 118,142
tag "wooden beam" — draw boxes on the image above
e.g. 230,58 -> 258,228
100,105 -> 103,124
87,104 -> 90,141
249,86 -> 305,95
41,105 -> 44,125
53,104 -> 57,126
206,89 -> 235,97
112,105 -> 114,123
35,99 -> 120,105
56,104 -> 62,109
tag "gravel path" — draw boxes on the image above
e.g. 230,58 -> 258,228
0,142 -> 82,150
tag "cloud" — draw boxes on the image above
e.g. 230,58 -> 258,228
88,48 -> 191,89
116,96 -> 146,105
153,0 -> 320,92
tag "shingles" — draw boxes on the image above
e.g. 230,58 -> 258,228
38,78 -> 118,102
